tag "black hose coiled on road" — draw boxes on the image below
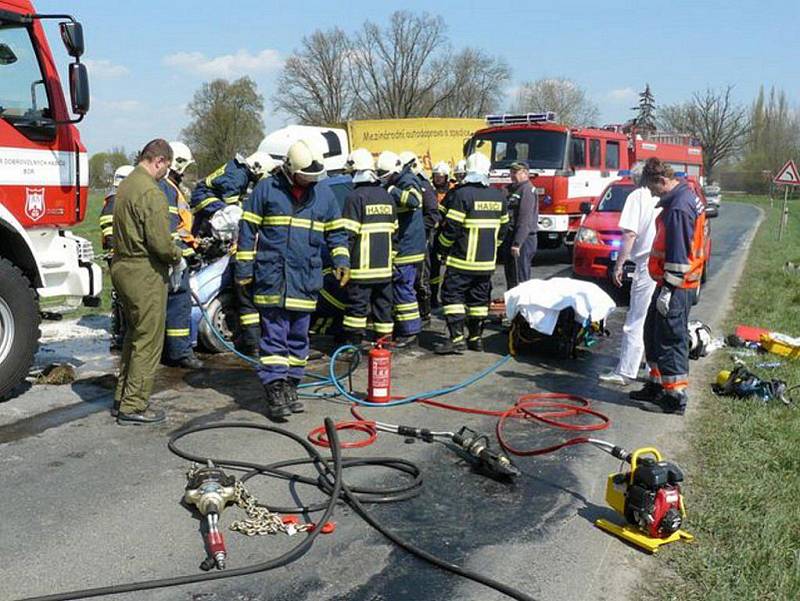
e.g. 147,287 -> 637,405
16,420 -> 537,601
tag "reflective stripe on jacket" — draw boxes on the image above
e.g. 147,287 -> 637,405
235,172 -> 350,312
190,159 -> 252,226
437,182 -> 509,275
648,182 -> 706,289
342,181 -> 398,283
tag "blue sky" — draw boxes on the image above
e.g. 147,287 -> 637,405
35,0 -> 800,157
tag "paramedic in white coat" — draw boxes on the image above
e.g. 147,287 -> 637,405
599,172 -> 661,386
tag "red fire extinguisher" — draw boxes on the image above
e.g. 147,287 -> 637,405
367,337 -> 392,403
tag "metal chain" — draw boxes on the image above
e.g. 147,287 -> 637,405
229,481 -> 309,536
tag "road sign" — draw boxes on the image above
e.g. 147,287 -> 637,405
774,159 -> 800,186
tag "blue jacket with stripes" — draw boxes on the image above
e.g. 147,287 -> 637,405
235,172 -> 350,312
387,166 -> 426,265
190,159 -> 252,233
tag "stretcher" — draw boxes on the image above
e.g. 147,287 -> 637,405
504,278 -> 616,358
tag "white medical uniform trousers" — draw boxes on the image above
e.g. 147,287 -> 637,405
615,260 -> 656,379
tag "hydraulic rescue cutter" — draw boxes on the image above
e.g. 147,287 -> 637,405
184,461 -> 237,569
594,446 -> 694,553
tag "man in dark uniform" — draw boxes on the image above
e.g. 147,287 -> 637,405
504,160 -> 539,290
435,153 -> 509,354
341,148 -> 398,346
111,139 -> 183,425
236,140 -> 350,420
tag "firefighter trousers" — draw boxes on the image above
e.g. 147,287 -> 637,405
236,279 -> 261,353
111,258 -> 168,414
503,234 -> 537,291
441,270 -> 491,342
644,286 -> 692,404
258,308 -> 310,386
415,228 -> 435,319
310,272 -> 348,338
393,264 -> 421,337
163,268 -> 193,363
343,281 -> 394,339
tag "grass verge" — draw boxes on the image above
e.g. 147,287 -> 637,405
642,195 -> 800,601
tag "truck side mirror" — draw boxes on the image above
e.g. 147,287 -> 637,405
0,43 -> 18,65
68,62 -> 90,115
580,201 -> 593,215
59,21 -> 85,58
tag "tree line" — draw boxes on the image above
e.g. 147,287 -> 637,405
88,10 -> 798,191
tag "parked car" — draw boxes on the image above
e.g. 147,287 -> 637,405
572,173 -> 715,299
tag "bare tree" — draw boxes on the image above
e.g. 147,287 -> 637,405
273,28 -> 353,125
431,48 -> 511,117
659,86 -> 749,180
513,78 -> 599,126
349,11 -> 449,118
182,77 -> 265,175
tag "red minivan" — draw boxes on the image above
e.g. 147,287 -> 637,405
572,174 -> 713,287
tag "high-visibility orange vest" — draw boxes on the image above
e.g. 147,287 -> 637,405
649,195 -> 706,289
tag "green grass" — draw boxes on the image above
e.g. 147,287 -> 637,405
643,196 -> 800,601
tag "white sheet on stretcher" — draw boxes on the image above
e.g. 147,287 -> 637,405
504,277 -> 616,336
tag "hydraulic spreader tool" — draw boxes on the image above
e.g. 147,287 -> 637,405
183,461 -> 237,570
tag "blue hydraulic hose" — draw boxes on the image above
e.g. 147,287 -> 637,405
193,292 -> 510,405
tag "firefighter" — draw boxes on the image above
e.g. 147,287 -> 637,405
402,152 -> 441,324
434,152 -> 509,354
158,141 -> 203,369
453,159 -> 467,184
111,139 -> 184,425
236,139 -> 350,420
504,160 -> 539,290
99,165 -> 134,350
384,152 -> 425,346
190,151 -> 274,238
631,158 -> 706,415
430,161 -> 455,308
341,148 -> 398,346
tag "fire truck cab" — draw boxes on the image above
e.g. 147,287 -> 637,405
464,113 -> 630,250
0,1 -> 98,399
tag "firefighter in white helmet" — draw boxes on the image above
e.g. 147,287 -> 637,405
340,148 -> 398,346
434,153 -> 509,354
236,139 -> 350,419
454,159 -> 467,183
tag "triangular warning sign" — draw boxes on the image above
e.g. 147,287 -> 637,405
774,160 -> 800,185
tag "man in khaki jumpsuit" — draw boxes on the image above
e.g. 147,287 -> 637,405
111,139 -> 183,425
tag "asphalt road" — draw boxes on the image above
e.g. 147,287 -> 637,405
0,203 -> 760,601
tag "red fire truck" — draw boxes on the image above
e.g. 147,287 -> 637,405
464,113 -> 704,251
0,1 -> 99,399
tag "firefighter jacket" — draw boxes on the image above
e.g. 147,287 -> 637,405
648,182 -> 706,290
341,181 -> 398,284
417,174 -> 442,231
99,192 -> 116,252
437,182 -> 509,276
235,172 -> 350,313
190,158 -> 252,224
160,177 -> 197,259
387,167 -> 426,265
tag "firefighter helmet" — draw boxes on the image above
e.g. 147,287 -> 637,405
399,151 -> 420,174
454,159 -> 467,176
345,148 -> 375,173
465,152 -> 491,176
112,165 -> 134,189
246,152 -> 281,178
169,141 -> 194,175
376,151 -> 401,178
283,140 -> 326,183
432,161 -> 451,177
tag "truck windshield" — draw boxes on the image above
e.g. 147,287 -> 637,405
0,24 -> 51,123
468,129 -> 567,170
597,184 -> 637,212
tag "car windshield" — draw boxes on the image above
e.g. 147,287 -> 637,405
597,184 -> 636,212
468,129 -> 568,170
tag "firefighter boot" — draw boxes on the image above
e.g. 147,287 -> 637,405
418,293 -> 432,325
466,319 -> 485,352
264,380 -> 291,420
286,377 -> 304,413
629,382 -> 664,403
434,320 -> 467,354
